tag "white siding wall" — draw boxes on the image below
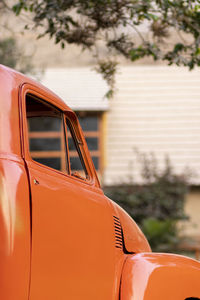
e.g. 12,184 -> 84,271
104,66 -> 200,185
41,68 -> 109,111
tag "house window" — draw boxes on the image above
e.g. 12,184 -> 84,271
76,112 -> 102,173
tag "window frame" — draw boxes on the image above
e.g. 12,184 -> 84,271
20,84 -> 97,186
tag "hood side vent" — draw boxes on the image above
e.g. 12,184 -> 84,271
113,216 -> 123,250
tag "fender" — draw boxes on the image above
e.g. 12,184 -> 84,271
120,253 -> 200,300
109,199 -> 151,253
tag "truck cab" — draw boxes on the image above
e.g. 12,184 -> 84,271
0,64 -> 199,300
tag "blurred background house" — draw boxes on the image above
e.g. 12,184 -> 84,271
38,64 -> 200,239
1,4 -> 200,250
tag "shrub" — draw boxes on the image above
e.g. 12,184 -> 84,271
104,152 -> 190,251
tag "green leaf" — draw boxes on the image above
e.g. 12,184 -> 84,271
195,48 -> 200,56
12,3 -> 23,16
194,5 -> 200,12
148,13 -> 159,21
105,89 -> 113,99
174,43 -> 184,53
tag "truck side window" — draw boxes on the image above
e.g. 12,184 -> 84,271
26,94 -> 68,173
65,119 -> 88,180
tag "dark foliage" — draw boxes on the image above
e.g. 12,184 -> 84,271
0,1 -> 37,75
0,37 -> 34,74
13,0 -> 200,95
104,153 -> 190,251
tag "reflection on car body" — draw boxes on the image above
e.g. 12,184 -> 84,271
0,64 -> 199,300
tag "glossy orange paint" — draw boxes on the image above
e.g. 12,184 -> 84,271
121,253 -> 200,299
110,200 -> 151,253
0,66 -> 31,300
0,64 -> 199,300
20,83 -> 126,299
0,158 -> 31,300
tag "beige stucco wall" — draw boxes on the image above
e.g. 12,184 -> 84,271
182,191 -> 200,236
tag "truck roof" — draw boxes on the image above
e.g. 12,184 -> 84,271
0,64 -> 73,158
0,64 -> 73,112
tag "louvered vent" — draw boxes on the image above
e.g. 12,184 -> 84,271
113,216 -> 123,250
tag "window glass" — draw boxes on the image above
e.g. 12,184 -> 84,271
33,157 -> 61,171
92,157 -> 99,170
26,94 -> 67,173
85,137 -> 98,151
29,116 -> 61,132
78,116 -> 98,131
76,113 -> 101,173
29,138 -> 61,151
70,157 -> 84,171
68,137 -> 76,151
66,119 -> 88,180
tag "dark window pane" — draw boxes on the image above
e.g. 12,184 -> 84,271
26,95 -> 67,173
78,116 -> 98,131
85,137 -> 98,151
66,120 -> 87,179
30,138 -> 61,151
33,157 -> 61,171
70,157 -> 84,171
29,116 -> 61,132
68,134 -> 85,175
92,156 -> 99,170
68,138 -> 76,151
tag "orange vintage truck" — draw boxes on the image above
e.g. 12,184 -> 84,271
0,64 -> 199,300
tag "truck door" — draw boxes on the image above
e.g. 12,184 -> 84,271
21,88 -> 117,300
